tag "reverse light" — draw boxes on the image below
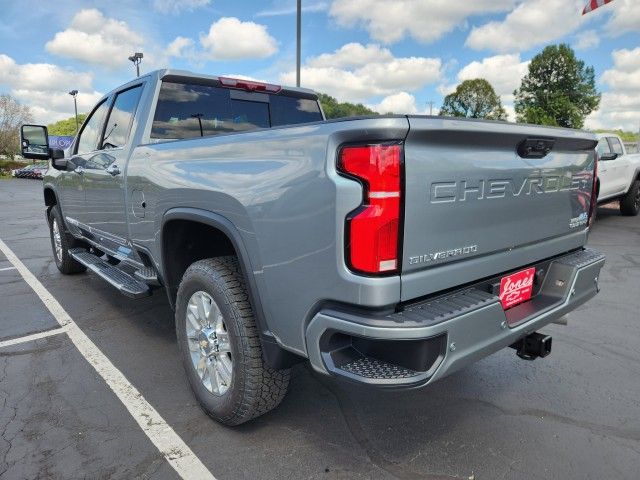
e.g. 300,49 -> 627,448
338,143 -> 403,275
218,77 -> 282,93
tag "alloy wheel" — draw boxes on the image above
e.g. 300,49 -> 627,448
185,291 -> 233,395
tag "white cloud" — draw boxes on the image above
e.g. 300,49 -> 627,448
166,36 -> 195,58
281,43 -> 442,103
456,54 -> 529,102
153,0 -> 210,14
573,30 -> 600,50
605,0 -> 640,36
13,89 -> 103,124
200,17 -> 278,60
586,47 -> 640,131
0,54 -> 101,124
308,43 -> 394,69
370,92 -> 418,114
329,0 -> 516,44
45,9 -> 143,69
0,54 -> 93,92
466,0 -> 586,52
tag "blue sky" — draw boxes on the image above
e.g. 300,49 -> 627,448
0,0 -> 638,130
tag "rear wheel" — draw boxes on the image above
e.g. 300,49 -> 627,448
175,257 -> 290,425
620,180 -> 640,216
48,206 -> 86,274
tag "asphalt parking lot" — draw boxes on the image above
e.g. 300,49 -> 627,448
1,178 -> 639,480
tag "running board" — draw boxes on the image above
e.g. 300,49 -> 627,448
69,248 -> 151,298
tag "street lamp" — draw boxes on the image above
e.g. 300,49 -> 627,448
128,52 -> 143,77
296,0 -> 301,87
68,90 -> 79,134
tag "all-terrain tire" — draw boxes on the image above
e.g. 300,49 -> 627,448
176,257 -> 290,425
620,180 -> 640,216
48,205 -> 87,274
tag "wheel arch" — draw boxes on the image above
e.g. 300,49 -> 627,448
160,207 -> 303,369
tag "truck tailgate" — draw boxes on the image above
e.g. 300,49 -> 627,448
401,116 -> 597,301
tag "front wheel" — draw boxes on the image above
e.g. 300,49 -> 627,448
620,180 -> 640,216
48,206 -> 86,274
175,257 -> 290,425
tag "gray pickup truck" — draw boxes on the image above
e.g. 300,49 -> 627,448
21,70 -> 605,425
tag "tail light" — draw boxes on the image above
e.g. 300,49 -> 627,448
338,143 -> 403,275
588,150 -> 598,227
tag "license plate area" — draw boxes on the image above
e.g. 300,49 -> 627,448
499,267 -> 536,310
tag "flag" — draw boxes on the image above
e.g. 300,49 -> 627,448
583,0 -> 614,15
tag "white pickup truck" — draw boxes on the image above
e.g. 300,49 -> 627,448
596,133 -> 640,216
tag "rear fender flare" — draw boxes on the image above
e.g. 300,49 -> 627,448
159,207 -> 303,369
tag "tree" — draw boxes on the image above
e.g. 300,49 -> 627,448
318,93 -> 378,119
439,79 -> 507,120
0,94 -> 33,159
48,114 -> 87,136
514,44 -> 600,129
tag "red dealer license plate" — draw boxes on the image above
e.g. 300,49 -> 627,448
499,267 -> 536,310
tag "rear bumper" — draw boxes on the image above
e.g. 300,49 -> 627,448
305,248 -> 605,387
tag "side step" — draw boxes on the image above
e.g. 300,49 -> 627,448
133,266 -> 160,286
69,248 -> 151,299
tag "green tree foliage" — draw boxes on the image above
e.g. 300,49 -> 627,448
514,44 -> 600,129
47,113 -> 87,136
0,94 -> 33,159
439,79 -> 507,120
318,93 -> 378,119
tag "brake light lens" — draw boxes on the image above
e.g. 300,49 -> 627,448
588,149 -> 598,227
218,77 -> 281,93
338,143 -> 402,275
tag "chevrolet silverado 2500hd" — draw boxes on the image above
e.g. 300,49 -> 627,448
20,70 -> 605,425
595,133 -> 640,215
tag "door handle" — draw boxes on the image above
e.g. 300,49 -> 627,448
106,164 -> 121,176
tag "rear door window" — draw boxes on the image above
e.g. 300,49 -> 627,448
101,85 -> 143,149
151,81 -> 322,141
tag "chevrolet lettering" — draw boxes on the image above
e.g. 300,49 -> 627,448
430,175 -> 590,204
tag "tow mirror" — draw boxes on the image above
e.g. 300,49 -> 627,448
599,152 -> 618,161
20,124 -> 50,160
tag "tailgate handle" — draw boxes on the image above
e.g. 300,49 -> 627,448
517,138 -> 555,159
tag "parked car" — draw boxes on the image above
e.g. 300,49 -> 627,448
596,133 -> 640,215
13,163 -> 48,179
21,70 -> 604,425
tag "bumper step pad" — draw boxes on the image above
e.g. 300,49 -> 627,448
339,357 -> 421,379
69,248 -> 151,298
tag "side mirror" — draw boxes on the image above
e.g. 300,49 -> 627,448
600,152 -> 618,161
51,149 -> 68,170
21,124 -> 50,160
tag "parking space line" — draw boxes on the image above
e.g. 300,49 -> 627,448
0,266 -> 17,272
0,326 -> 68,349
0,238 -> 216,480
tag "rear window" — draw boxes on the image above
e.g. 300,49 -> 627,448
151,81 -> 322,141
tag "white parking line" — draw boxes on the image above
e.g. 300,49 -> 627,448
0,238 -> 216,480
0,266 -> 17,272
0,326 -> 68,349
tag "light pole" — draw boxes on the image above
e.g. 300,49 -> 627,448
296,0 -> 301,87
68,90 -> 79,134
128,52 -> 143,77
